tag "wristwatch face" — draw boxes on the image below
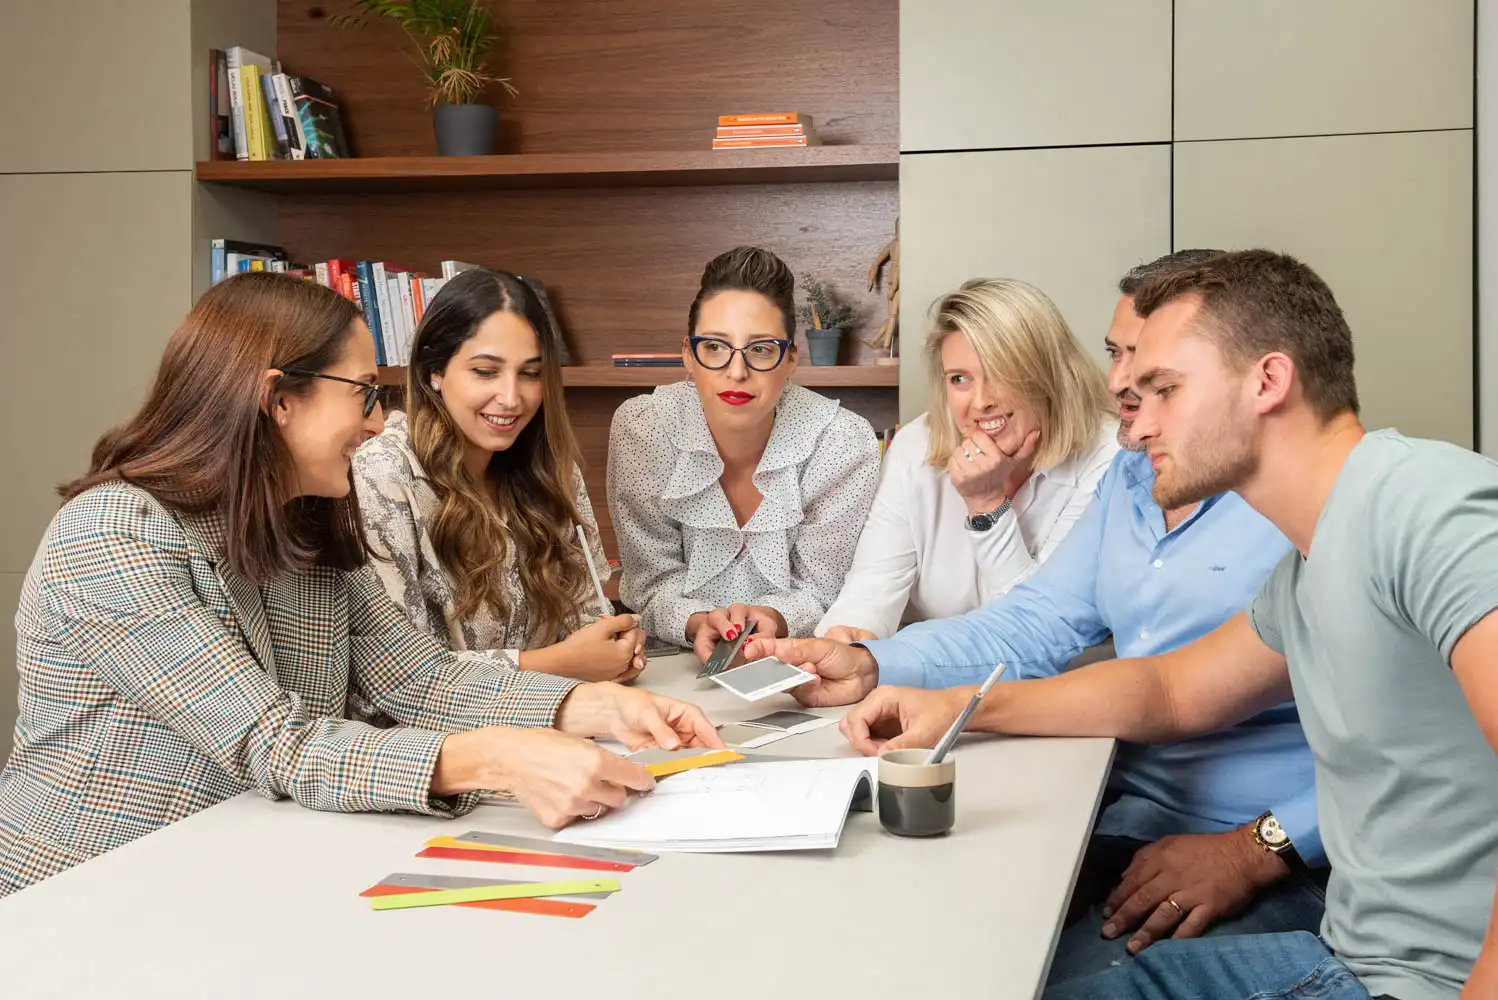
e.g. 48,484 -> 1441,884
1256,813 -> 1290,850
965,499 -> 1012,532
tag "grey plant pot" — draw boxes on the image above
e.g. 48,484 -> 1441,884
806,327 -> 844,366
432,103 -> 498,156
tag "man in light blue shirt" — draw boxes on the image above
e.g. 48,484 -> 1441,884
747,251 -> 1324,981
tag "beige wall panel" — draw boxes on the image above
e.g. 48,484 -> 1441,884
1175,0 -> 1474,141
0,0 -> 193,172
1174,129 -> 1473,446
901,0 -> 1171,151
0,573 -> 22,753
898,145 -> 1171,420
0,172 -> 194,571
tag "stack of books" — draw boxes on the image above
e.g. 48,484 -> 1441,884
711,113 -> 820,150
209,46 -> 351,161
207,249 -> 567,369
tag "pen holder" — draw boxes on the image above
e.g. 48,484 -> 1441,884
877,749 -> 956,837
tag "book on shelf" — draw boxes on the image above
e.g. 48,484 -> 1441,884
717,112 -> 814,127
612,353 -> 684,367
715,123 -> 813,138
208,49 -> 235,161
712,134 -> 820,149
287,76 -> 351,159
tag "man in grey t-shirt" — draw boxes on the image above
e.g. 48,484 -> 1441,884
831,250 -> 1498,1000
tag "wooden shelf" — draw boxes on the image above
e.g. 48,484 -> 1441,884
377,364 -> 899,389
196,145 -> 899,194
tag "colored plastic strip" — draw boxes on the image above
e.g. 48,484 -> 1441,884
644,749 -> 744,778
369,879 -> 619,911
452,832 -> 658,866
416,845 -> 635,871
360,883 -> 594,918
376,872 -> 617,900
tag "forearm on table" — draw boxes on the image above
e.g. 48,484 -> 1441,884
970,654 -> 1187,742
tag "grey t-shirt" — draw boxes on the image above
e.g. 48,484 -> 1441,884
1248,430 -> 1498,1000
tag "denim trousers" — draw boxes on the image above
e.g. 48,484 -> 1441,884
1047,835 -> 1329,987
1044,930 -> 1381,1000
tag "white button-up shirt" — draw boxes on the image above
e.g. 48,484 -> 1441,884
816,413 -> 1119,639
608,380 -> 880,643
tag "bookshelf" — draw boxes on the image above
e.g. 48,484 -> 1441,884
375,364 -> 900,389
215,0 -> 899,559
195,145 -> 899,193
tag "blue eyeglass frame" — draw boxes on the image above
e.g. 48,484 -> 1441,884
688,335 -> 794,372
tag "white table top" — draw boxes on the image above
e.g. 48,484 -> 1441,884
0,653 -> 1113,1000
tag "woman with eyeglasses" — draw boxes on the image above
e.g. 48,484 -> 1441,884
607,247 -> 881,662
353,269 -> 647,684
0,272 -> 721,897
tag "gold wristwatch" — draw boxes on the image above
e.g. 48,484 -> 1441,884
1252,811 -> 1308,875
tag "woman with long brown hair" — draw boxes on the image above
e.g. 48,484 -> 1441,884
0,273 -> 720,897
353,268 -> 645,680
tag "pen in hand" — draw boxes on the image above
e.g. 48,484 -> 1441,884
926,662 -> 1008,765
577,524 -> 611,612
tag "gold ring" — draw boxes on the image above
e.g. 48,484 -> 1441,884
585,803 -> 604,821
1164,897 -> 1184,918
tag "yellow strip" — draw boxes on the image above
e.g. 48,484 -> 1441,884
644,749 -> 744,778
371,879 -> 620,911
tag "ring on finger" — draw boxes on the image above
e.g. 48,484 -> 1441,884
1164,897 -> 1184,918
585,803 -> 604,821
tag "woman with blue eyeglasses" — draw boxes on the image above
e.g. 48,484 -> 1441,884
607,247 -> 881,663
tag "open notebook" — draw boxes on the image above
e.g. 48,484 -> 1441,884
552,756 -> 877,853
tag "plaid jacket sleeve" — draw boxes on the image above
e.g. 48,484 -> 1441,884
344,564 -> 579,734
42,495 -> 482,817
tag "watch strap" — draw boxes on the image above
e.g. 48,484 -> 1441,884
964,497 -> 1014,532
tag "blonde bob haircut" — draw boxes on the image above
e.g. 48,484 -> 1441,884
924,277 -> 1113,472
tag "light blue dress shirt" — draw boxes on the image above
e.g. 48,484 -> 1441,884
863,450 -> 1323,864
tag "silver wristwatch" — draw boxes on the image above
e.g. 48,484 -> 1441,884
964,497 -> 1013,532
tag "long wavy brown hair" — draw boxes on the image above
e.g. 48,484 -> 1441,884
62,273 -> 369,583
404,268 -> 588,641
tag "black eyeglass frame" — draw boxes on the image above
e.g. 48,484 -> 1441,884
281,368 -> 382,417
687,335 -> 795,372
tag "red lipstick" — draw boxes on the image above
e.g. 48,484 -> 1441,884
718,391 -> 754,406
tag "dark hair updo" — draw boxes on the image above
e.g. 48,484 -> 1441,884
687,246 -> 796,338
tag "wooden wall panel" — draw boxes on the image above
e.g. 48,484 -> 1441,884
278,0 -> 897,156
279,180 -> 899,365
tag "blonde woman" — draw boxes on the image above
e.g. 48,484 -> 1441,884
354,268 -> 647,682
818,278 -> 1118,641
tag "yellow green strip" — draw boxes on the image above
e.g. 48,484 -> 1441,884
369,879 -> 620,911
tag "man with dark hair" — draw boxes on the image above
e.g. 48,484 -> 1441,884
833,249 -> 1498,1000
748,250 -> 1327,982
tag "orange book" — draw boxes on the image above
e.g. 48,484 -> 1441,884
717,112 -> 813,127
712,135 -> 819,149
716,123 -> 811,138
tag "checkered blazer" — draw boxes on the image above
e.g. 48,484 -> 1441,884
0,482 -> 578,896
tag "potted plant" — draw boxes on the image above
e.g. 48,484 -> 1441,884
332,0 -> 518,156
797,275 -> 855,367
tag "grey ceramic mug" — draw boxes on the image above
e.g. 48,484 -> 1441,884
877,748 -> 956,837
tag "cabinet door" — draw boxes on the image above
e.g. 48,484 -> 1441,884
1174,129 -> 1473,445
898,144 -> 1170,419
1175,0 -> 1473,141
901,0 -> 1171,152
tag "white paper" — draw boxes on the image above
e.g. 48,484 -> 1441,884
552,757 -> 876,853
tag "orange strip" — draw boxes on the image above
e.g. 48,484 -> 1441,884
358,883 -> 593,918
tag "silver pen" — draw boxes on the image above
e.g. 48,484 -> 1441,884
926,662 -> 1009,765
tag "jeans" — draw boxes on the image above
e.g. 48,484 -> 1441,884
1047,836 -> 1328,985
1043,930 -> 1377,1000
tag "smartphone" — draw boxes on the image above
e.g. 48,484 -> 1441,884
696,617 -> 757,678
644,635 -> 688,658
709,656 -> 815,702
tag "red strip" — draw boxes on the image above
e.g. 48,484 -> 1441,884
359,883 -> 594,918
415,845 -> 634,871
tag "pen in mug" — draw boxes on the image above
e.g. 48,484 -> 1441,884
576,524 -> 610,611
926,662 -> 1008,765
